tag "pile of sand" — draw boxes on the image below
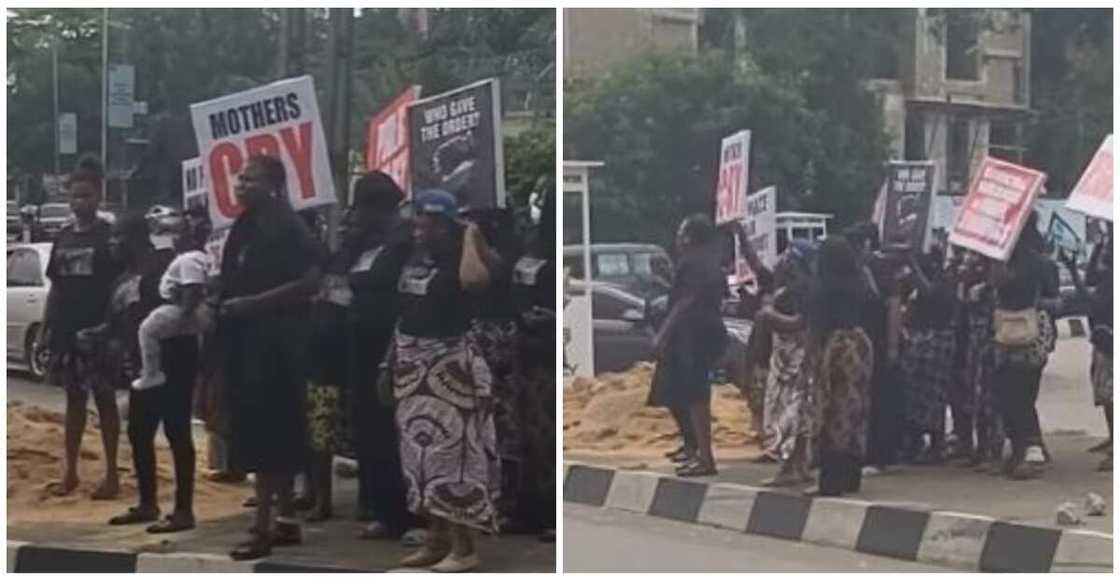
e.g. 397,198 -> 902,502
7,401 -> 249,525
564,363 -> 757,459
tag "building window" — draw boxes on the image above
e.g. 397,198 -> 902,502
989,120 -> 1025,164
945,10 -> 981,81
947,118 -> 972,193
905,112 -> 926,160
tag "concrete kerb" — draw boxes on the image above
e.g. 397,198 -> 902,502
6,542 -> 375,573
564,462 -> 1113,572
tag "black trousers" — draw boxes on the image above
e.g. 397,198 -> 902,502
819,450 -> 862,496
865,362 -> 901,467
352,373 -> 420,532
128,336 -> 199,514
994,362 -> 1044,458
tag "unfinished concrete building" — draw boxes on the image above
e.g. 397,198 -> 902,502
868,8 -> 1032,197
563,8 -> 701,77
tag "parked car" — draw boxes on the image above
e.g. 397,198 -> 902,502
7,201 -> 21,240
563,243 -> 673,301
36,202 -> 72,238
7,243 -> 52,381
570,279 -> 753,374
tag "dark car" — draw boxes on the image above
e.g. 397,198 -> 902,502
563,243 -> 673,301
572,280 -> 753,374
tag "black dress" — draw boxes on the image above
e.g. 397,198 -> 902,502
219,199 -> 319,475
648,250 -> 727,408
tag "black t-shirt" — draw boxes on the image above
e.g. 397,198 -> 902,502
665,250 -> 726,360
809,279 -> 867,338
996,249 -> 1054,310
46,219 -> 117,343
349,219 -> 412,330
397,232 -> 472,338
220,200 -> 320,309
512,252 -> 555,366
909,282 -> 956,331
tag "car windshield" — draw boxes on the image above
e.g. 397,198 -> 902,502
40,205 -> 71,218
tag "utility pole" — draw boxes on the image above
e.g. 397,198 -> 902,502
324,8 -> 353,250
100,8 -> 108,195
52,24 -> 60,177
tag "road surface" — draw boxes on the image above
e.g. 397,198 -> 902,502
564,503 -> 941,572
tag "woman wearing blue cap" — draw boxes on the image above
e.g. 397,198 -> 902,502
392,189 -> 500,572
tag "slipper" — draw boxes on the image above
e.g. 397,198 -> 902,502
90,480 -> 120,501
675,460 -> 718,478
230,534 -> 272,561
45,479 -> 79,498
109,507 -> 160,526
147,513 -> 196,534
359,521 -> 397,540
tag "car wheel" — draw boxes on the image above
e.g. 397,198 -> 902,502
25,324 -> 48,382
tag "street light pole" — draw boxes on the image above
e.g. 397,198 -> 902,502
100,7 -> 108,194
52,25 -> 60,177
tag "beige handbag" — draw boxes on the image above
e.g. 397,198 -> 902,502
460,223 -> 492,291
993,307 -> 1040,347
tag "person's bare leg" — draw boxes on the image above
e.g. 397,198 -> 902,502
690,402 -> 715,468
90,390 -> 120,499
54,389 -> 89,495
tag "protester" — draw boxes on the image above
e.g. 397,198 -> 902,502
1062,231 -> 1113,471
899,250 -> 957,463
959,251 -> 1005,470
649,214 -> 727,478
512,187 -> 557,541
729,223 -> 776,454
464,208 -> 523,527
756,240 -> 815,486
94,213 -> 201,532
805,237 -> 874,496
343,172 -> 422,542
988,215 -> 1057,480
218,155 -> 322,560
392,189 -> 500,572
38,155 -> 122,500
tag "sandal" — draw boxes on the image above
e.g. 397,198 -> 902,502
675,460 -> 718,478
109,507 -> 160,526
230,533 -> 272,561
147,513 -> 196,534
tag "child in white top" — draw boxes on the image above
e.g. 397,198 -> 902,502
132,210 -> 213,390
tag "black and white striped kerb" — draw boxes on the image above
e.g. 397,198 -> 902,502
563,462 -> 1113,572
5,542 -> 372,573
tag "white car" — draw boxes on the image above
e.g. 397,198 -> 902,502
7,243 -> 52,380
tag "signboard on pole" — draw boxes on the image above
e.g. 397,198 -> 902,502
107,64 -> 135,129
881,160 -> 936,249
408,78 -> 504,210
1066,134 -> 1113,222
367,85 -> 420,195
190,75 -> 337,230
58,113 -> 77,155
948,156 -> 1046,261
744,185 -> 777,267
715,130 -> 751,225
181,157 -> 206,211
1045,210 -> 1083,259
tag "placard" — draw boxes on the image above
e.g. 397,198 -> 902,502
367,85 -> 420,195
882,160 -> 935,249
181,157 -> 206,211
190,75 -> 336,230
948,156 -> 1046,261
715,130 -> 751,225
58,113 -> 77,155
408,78 -> 504,210
108,64 -> 135,129
1066,134 -> 1113,222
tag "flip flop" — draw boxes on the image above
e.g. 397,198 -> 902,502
147,514 -> 196,534
230,534 -> 272,561
45,479 -> 79,498
109,507 -> 160,526
90,480 -> 120,501
676,460 -> 718,478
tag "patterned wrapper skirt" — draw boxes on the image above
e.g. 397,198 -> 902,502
1092,350 -> 1113,407
815,328 -> 874,458
468,319 -> 521,461
306,382 -> 353,456
392,331 -> 501,533
764,330 -> 813,460
900,328 -> 955,432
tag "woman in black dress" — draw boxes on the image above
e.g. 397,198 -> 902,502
218,156 -> 322,560
649,214 -> 727,477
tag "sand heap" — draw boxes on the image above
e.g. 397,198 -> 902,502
564,363 -> 756,458
7,401 -> 248,525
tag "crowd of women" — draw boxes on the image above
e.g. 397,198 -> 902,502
37,154 -> 556,572
651,211 -> 1112,497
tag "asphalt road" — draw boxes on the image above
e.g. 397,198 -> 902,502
564,503 -> 942,572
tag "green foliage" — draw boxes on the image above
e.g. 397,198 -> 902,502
504,120 -> 555,208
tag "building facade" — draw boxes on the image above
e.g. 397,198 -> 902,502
868,8 -> 1033,196
563,8 -> 701,77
